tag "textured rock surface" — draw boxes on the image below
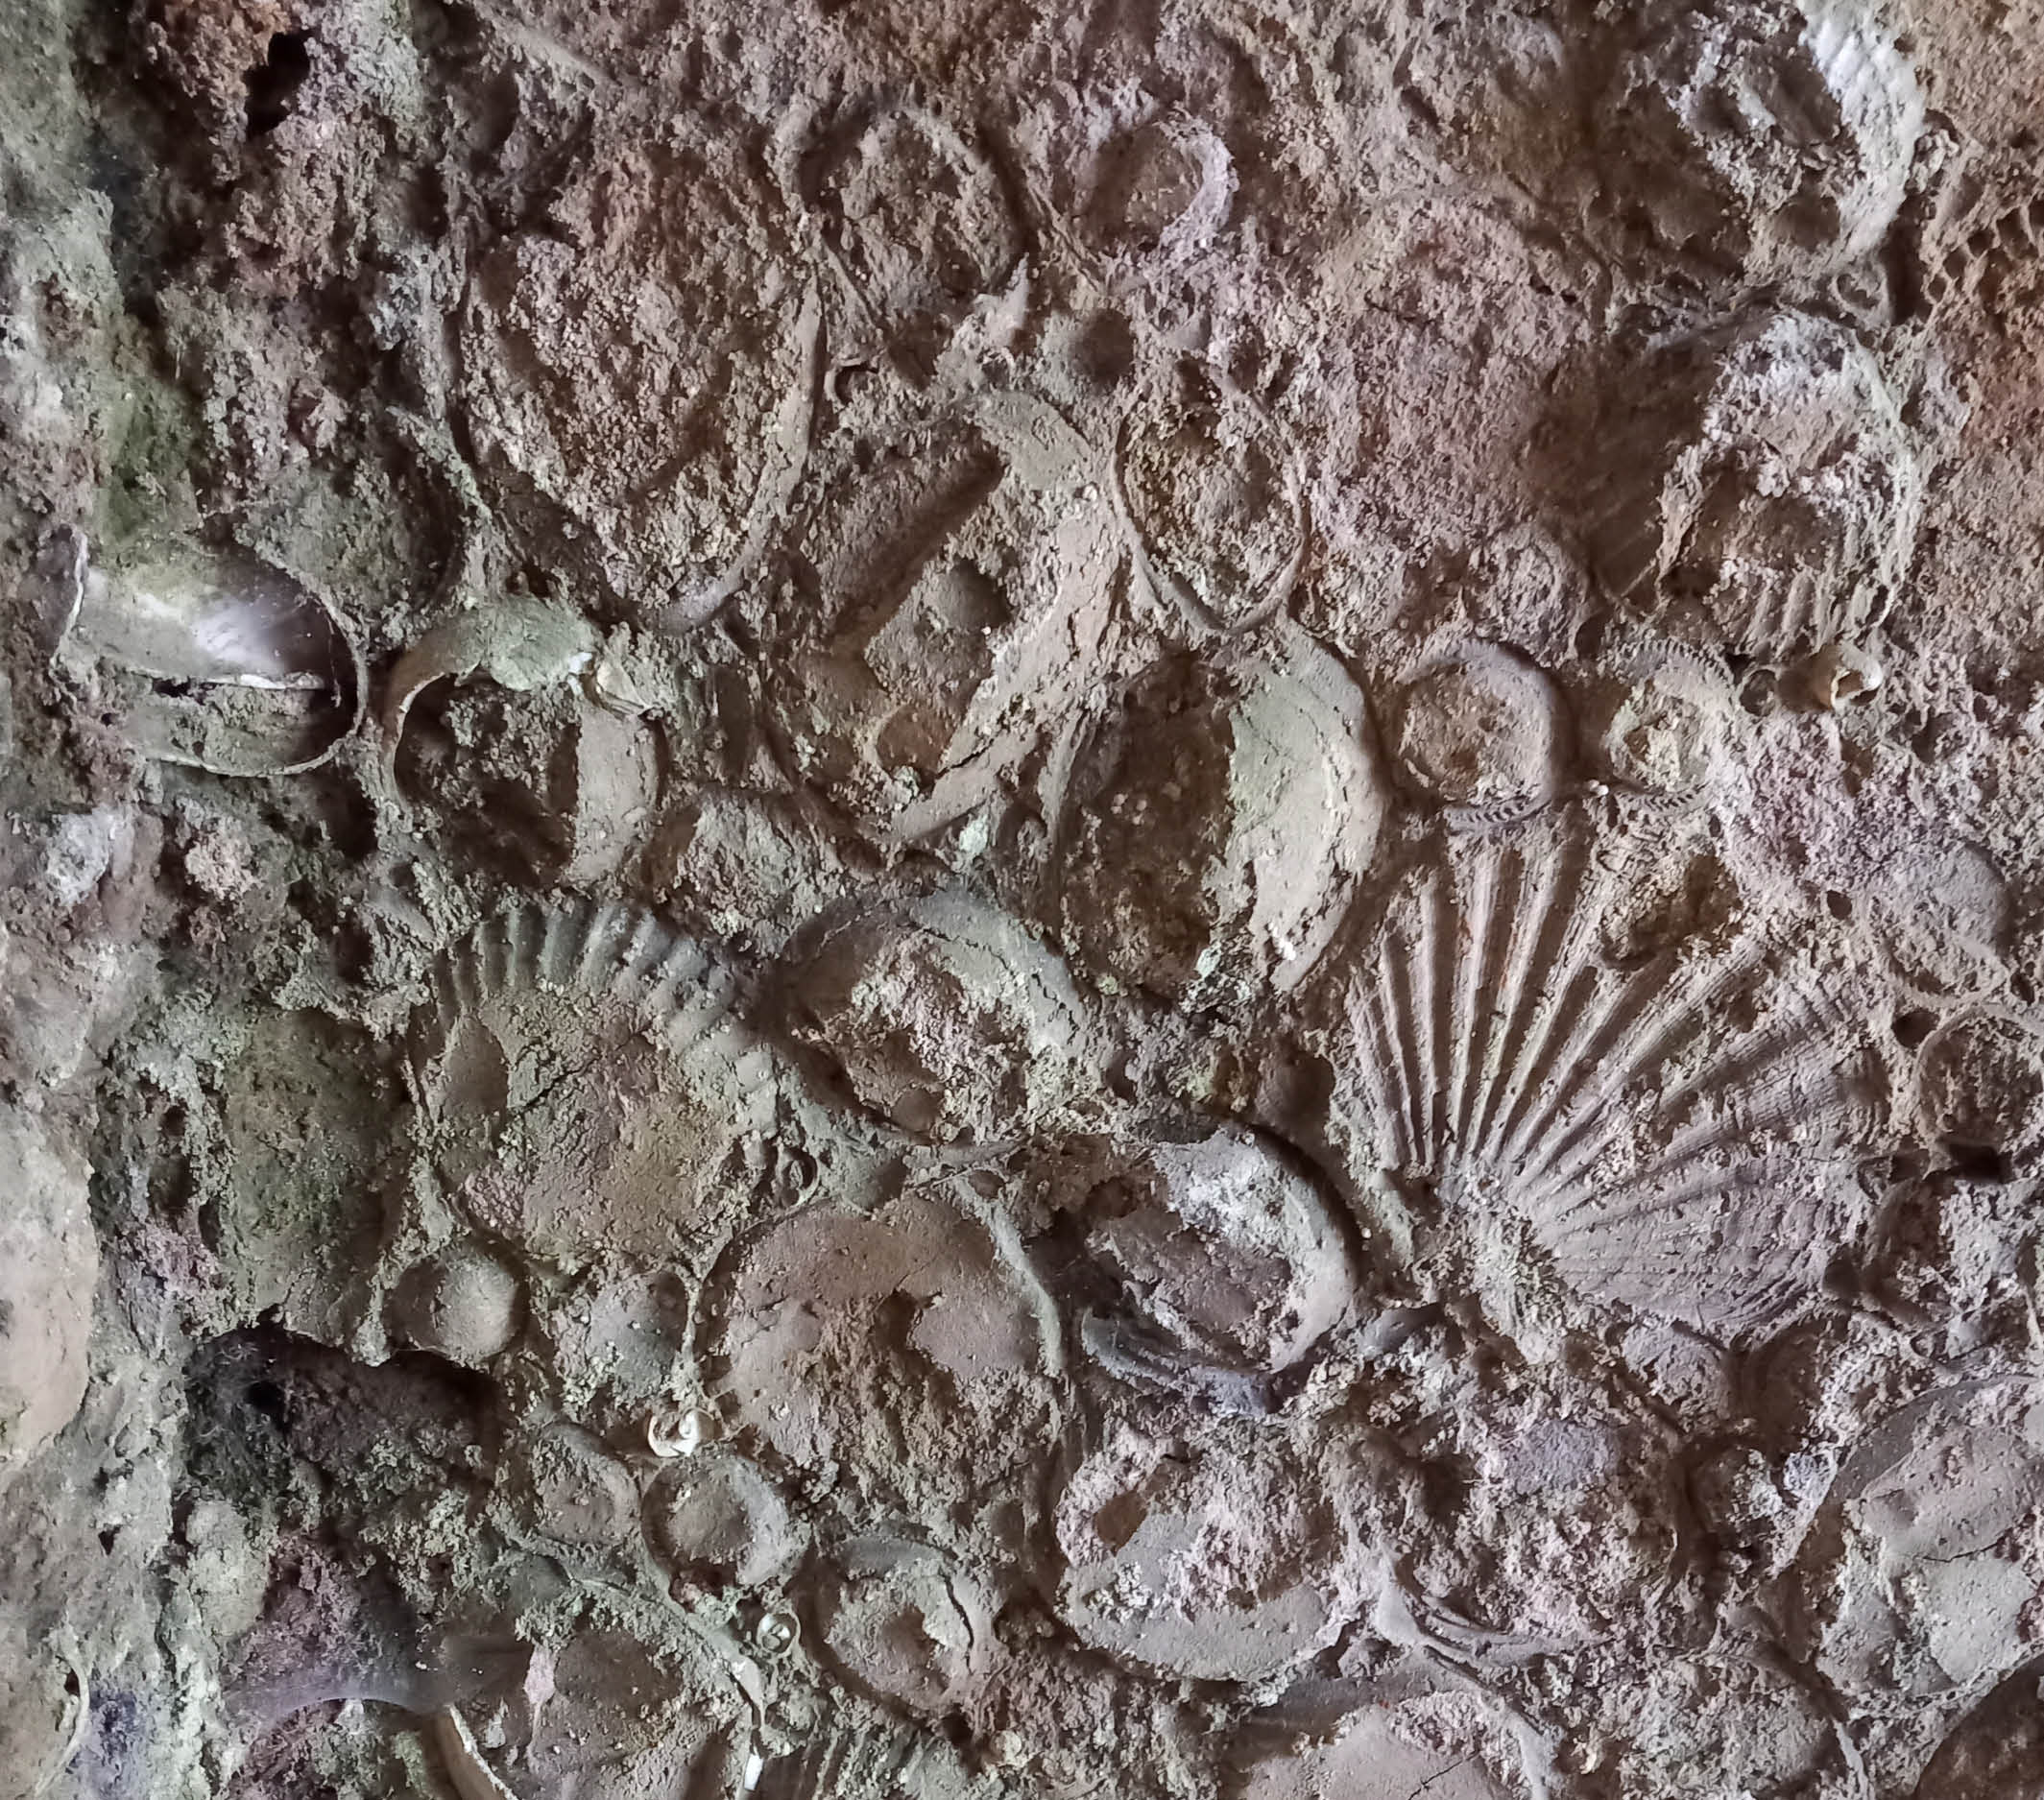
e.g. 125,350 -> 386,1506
4,1 -> 2044,1795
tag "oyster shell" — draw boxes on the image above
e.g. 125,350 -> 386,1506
56,539 -> 362,776
1580,631 -> 1741,801
408,900 -> 777,1269
387,1243 -> 522,1367
1058,630 -> 1384,1011
645,1451 -> 800,1590
806,102 -> 1021,365
1300,816 -> 1883,1338
1793,1379 -> 2044,1704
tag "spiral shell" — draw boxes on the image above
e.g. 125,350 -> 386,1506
408,901 -> 777,1269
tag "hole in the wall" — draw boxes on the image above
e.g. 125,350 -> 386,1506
1892,1008 -> 1937,1050
244,33 -> 313,138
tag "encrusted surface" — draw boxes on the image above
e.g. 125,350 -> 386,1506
5,2 -> 2044,1796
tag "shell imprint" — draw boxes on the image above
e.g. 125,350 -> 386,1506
786,890 -> 1092,1148
409,900 -> 776,1268
58,542 -> 363,776
713,1183 -> 1061,1525
1116,362 -> 1306,633
1596,0 -> 1923,284
1075,1125 -> 1354,1406
0,1107 -> 99,1476
1309,818 -> 1881,1336
1795,1380 -> 2044,1701
1580,308 -> 1920,660
1050,1417 -> 1366,1683
1059,629 -> 1384,1010
460,132 -> 819,630
775,392 -> 1118,841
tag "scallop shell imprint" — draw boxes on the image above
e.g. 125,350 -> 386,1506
409,901 -> 777,1269
1596,0 -> 1923,286
1578,308 -> 1920,660
460,132 -> 819,631
1303,817 -> 1882,1337
810,1535 -> 998,1716
1116,363 -> 1306,633
1059,630 -> 1384,1010
55,539 -> 363,776
775,393 -> 1119,841
1580,631 -> 1741,802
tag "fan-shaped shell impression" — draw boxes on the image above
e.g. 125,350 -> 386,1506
1116,363 -> 1306,632
0,1107 -> 97,1477
1299,818 -> 1882,1339
1794,1380 -> 2044,1701
1050,1419 -> 1367,1683
785,891 -> 1092,1148
1596,0 -> 1923,286
408,901 -> 777,1269
1073,1127 -> 1354,1404
1577,308 -> 1920,660
460,132 -> 819,631
1059,632 -> 1383,1010
1384,641 -> 1568,822
713,1183 -> 1061,1526
56,540 -> 362,776
773,393 -> 1118,841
